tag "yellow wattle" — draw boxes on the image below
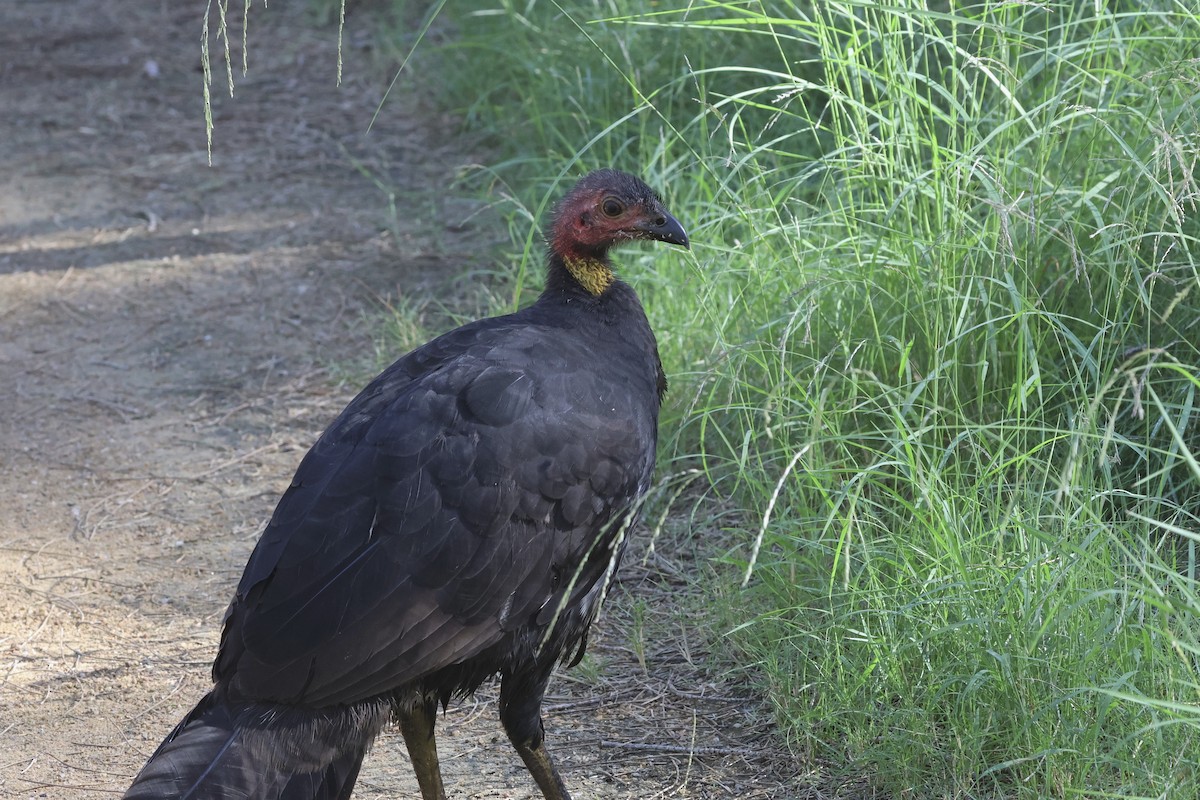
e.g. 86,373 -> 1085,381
562,255 -> 614,296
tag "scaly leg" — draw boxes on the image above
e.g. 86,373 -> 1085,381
398,699 -> 446,800
500,669 -> 571,800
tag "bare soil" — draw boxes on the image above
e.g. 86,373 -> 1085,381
0,2 -> 802,798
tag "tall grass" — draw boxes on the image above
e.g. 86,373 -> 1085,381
375,0 -> 1200,795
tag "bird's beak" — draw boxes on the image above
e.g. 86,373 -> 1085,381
636,210 -> 690,249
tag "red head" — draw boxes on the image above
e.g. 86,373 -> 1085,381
548,169 -> 688,295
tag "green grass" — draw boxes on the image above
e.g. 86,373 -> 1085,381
359,0 -> 1200,796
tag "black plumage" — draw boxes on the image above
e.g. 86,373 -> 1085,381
123,169 -> 688,800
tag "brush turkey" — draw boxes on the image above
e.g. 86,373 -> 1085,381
123,168 -> 689,800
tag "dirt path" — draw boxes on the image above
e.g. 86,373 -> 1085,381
0,3 -> 796,798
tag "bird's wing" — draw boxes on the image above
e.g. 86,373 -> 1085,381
214,320 -> 654,707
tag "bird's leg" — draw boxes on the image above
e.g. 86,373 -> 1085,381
511,735 -> 571,800
499,669 -> 571,800
398,698 -> 447,800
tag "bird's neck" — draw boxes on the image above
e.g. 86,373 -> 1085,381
548,250 -> 614,297
561,254 -> 614,296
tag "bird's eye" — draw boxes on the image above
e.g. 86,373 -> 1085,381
601,197 -> 624,217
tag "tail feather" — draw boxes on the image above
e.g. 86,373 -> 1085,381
280,751 -> 368,800
124,692 -> 383,800
124,693 -> 273,800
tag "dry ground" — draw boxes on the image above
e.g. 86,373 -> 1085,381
0,2 -> 802,797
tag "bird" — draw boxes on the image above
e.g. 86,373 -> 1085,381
123,168 -> 689,800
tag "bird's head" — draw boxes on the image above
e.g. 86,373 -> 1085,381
548,169 -> 689,296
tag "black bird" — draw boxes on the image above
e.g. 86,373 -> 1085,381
123,169 -> 688,800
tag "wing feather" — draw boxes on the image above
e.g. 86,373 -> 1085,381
215,313 -> 657,708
